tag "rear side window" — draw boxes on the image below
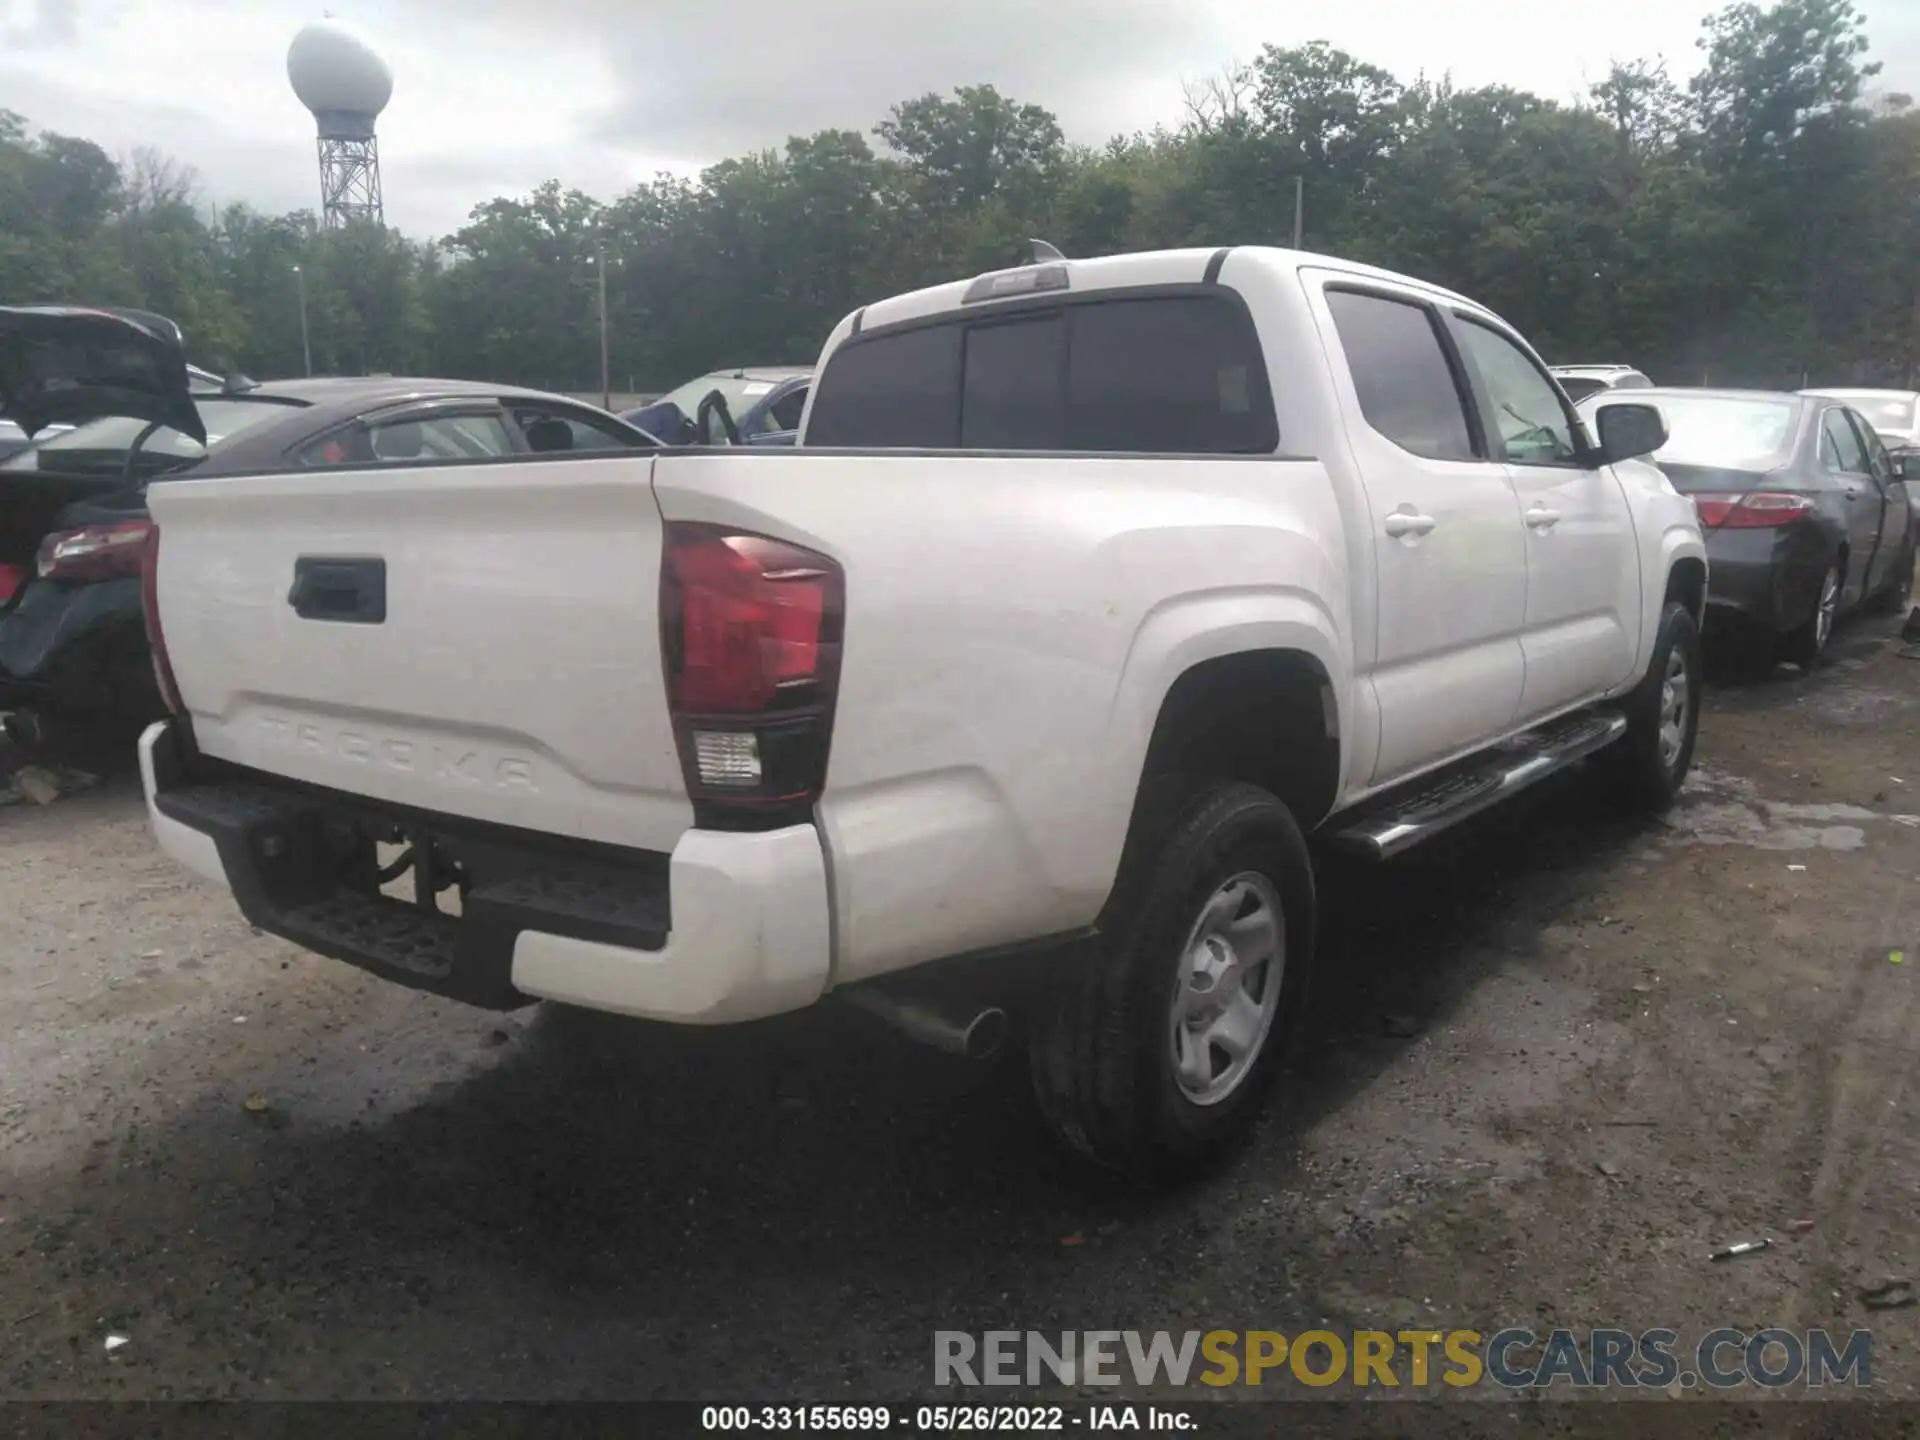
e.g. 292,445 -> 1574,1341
297,412 -> 519,468
805,291 -> 1276,454
1326,290 -> 1475,462
804,324 -> 960,447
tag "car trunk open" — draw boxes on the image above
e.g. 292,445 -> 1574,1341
0,305 -> 204,567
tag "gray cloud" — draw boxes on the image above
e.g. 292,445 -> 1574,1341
0,67 -> 312,210
0,0 -> 81,49
392,0 -> 1234,159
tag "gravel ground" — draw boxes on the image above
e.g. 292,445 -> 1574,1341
1,610 -> 1917,1406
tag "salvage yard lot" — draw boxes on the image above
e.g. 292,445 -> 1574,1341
2,613 -> 1917,1402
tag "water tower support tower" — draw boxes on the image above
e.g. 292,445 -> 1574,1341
315,113 -> 383,227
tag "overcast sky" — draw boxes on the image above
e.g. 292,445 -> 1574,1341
3,0 -> 1918,237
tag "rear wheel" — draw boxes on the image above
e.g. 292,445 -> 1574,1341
1781,560 -> 1841,671
1028,778 -> 1314,1182
1602,600 -> 1702,813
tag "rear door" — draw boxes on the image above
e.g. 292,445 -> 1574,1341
145,451 -> 695,852
1448,314 -> 1641,719
1312,281 -> 1528,784
1819,406 -> 1883,606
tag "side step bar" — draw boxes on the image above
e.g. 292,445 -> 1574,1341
1330,709 -> 1629,859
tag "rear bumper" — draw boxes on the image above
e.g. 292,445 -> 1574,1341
0,577 -> 156,717
1701,527 -> 1830,633
138,721 -> 831,1024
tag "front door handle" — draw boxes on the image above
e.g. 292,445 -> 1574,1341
1526,505 -> 1562,531
1383,510 -> 1437,538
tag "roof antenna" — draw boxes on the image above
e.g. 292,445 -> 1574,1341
1028,238 -> 1066,263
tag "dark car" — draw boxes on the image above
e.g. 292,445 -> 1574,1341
1580,387 -> 1916,669
1801,388 -> 1920,522
0,304 -> 660,743
622,366 -> 810,447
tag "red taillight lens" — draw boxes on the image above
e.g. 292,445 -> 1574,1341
1691,491 -> 1816,529
661,522 -> 843,813
0,563 -> 24,608
139,522 -> 182,715
36,519 -> 153,582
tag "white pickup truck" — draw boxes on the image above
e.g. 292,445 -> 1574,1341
131,246 -> 1706,1179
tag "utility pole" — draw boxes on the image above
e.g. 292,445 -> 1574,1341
595,242 -> 611,411
292,264 -> 312,377
1292,175 -> 1304,250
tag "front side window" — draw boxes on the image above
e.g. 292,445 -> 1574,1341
765,386 -> 809,434
510,404 -> 647,453
1454,320 -> 1579,465
1325,289 -> 1475,462
1849,412 -> 1891,483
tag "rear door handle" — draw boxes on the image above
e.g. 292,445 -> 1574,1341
1526,505 -> 1562,531
289,556 -> 387,624
1383,510 -> 1437,538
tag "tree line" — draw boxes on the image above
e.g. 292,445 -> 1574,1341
2,0 -> 1915,397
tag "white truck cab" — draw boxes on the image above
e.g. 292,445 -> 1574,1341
134,246 -> 1705,1179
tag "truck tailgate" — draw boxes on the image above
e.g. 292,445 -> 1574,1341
145,457 -> 694,853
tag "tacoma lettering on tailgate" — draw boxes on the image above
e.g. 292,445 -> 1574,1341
255,713 -> 539,792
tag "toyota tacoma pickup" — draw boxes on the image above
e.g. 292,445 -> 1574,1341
129,246 -> 1707,1179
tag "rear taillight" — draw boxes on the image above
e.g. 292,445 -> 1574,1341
0,563 -> 24,608
1690,492 -> 1816,529
139,523 -> 182,715
661,522 -> 843,817
36,519 -> 152,582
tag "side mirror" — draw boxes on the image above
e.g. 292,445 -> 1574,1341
1593,402 -> 1668,465
1890,451 -> 1912,480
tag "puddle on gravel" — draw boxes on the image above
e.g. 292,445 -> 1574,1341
1665,769 -> 1920,851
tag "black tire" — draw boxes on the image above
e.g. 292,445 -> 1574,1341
1781,558 -> 1841,671
1601,600 -> 1702,813
1870,536 -> 1915,614
1027,777 -> 1314,1183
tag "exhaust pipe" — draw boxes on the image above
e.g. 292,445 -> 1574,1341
844,987 -> 1009,1061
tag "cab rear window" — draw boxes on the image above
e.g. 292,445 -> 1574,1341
805,291 -> 1277,454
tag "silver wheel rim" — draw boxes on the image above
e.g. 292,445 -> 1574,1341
1168,871 -> 1286,1107
1815,567 -> 1839,651
1657,644 -> 1690,773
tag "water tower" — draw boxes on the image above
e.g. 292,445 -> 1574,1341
286,17 -> 392,228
